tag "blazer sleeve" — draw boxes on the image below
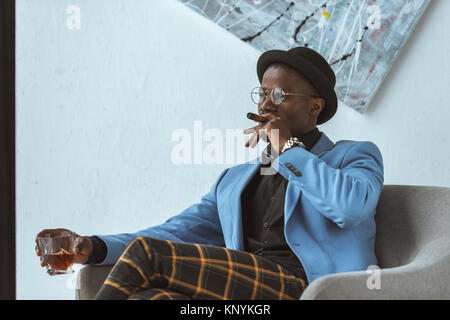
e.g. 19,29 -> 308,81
272,141 -> 384,229
92,168 -> 229,265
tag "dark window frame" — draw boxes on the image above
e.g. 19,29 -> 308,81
0,0 -> 16,300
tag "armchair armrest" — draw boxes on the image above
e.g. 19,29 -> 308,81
75,265 -> 113,300
300,237 -> 450,300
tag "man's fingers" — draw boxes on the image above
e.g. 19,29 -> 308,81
73,237 -> 92,264
35,228 -> 74,245
35,228 -> 61,239
245,133 -> 254,147
243,127 -> 256,135
245,132 -> 257,148
74,237 -> 90,255
247,112 -> 269,123
245,127 -> 271,148
243,123 -> 265,135
36,229 -> 51,239
250,130 -> 262,148
35,244 -> 41,256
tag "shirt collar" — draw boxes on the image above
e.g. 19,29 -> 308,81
295,127 -> 321,151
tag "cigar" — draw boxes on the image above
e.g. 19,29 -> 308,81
247,112 -> 269,123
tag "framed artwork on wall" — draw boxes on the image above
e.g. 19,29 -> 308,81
179,0 -> 430,113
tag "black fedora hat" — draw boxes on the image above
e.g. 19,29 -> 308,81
256,46 -> 338,125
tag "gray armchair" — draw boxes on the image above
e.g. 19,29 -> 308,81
76,185 -> 450,300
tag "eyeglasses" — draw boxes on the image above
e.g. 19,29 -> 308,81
250,87 -> 318,105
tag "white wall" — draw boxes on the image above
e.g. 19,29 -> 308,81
16,0 -> 450,299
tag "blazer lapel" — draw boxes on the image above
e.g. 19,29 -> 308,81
228,161 -> 260,250
309,132 -> 335,158
284,132 -> 335,224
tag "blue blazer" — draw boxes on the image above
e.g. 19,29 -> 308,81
95,132 -> 384,284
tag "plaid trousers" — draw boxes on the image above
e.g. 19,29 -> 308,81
94,237 -> 308,300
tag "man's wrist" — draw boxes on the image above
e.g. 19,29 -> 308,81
85,236 -> 107,264
281,137 -> 305,154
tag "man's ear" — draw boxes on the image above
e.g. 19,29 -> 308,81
311,98 -> 325,114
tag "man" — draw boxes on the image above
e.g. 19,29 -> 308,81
35,47 -> 384,300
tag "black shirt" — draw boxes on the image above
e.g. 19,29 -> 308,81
241,127 -> 321,281
88,128 -> 322,282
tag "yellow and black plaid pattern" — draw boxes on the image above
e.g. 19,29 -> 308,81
94,237 -> 307,300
